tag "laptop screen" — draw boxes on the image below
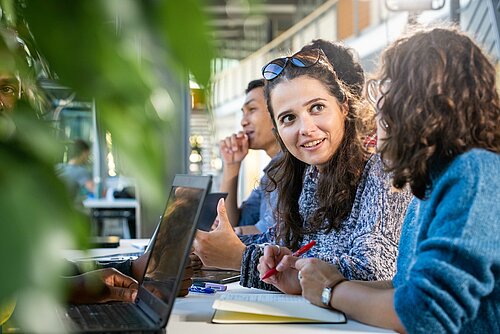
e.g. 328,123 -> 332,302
136,175 -> 211,326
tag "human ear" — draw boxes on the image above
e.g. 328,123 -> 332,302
341,100 -> 349,116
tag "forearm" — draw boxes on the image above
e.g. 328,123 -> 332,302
220,163 -> 241,226
331,281 -> 406,333
227,242 -> 246,271
352,279 -> 393,289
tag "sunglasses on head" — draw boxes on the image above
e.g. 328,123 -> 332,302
261,49 -> 322,81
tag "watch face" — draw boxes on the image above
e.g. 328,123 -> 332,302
321,287 -> 331,306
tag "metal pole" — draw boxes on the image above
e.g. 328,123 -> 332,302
450,0 -> 461,24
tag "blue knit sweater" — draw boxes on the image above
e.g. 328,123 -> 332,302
393,149 -> 500,333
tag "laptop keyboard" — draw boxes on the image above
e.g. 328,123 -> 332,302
67,303 -> 150,330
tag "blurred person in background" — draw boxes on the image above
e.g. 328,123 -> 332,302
56,139 -> 95,201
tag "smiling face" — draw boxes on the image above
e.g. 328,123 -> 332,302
271,76 -> 347,170
241,86 -> 276,154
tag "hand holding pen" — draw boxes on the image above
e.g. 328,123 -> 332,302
260,240 -> 316,280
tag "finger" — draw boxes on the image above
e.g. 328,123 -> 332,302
240,134 -> 249,151
221,137 -> 232,154
262,245 -> 280,268
236,131 -> 245,138
112,272 -> 139,289
219,138 -> 229,153
189,253 -> 203,269
294,258 -> 309,271
257,260 -> 277,283
227,133 -> 238,151
108,286 -> 138,303
276,255 -> 299,272
214,198 -> 232,231
258,253 -> 273,273
263,244 -> 280,257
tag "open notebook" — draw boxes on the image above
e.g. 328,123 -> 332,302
212,292 -> 346,324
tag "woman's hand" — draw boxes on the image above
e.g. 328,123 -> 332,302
193,199 -> 246,270
257,245 -> 302,294
295,258 -> 345,307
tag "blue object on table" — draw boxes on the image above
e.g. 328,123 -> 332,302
188,286 -> 215,294
204,283 -> 227,291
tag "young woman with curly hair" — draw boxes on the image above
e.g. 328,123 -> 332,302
260,27 -> 500,333
193,40 -> 412,292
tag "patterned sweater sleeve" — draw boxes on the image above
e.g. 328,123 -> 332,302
331,156 -> 413,281
239,227 -> 280,291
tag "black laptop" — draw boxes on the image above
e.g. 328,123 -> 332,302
60,174 -> 212,333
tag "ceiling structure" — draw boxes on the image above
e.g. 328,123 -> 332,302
204,0 -> 328,60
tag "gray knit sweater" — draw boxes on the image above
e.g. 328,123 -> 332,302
240,154 -> 413,289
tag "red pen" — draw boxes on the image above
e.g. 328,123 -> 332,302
261,240 -> 316,280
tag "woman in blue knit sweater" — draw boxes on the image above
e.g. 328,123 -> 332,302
258,27 -> 500,333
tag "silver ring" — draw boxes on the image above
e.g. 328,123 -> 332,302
298,271 -> 303,280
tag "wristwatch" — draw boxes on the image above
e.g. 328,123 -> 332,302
321,287 -> 333,307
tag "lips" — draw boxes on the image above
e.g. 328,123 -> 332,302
244,130 -> 255,139
301,138 -> 325,148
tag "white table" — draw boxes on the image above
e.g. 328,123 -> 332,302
66,240 -> 395,333
168,282 -> 394,334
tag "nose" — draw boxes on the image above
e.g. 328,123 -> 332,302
0,99 -> 5,111
299,115 -> 317,136
241,113 -> 249,127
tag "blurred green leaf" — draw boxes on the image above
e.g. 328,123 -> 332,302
0,108 -> 88,304
157,0 -> 214,88
0,2 -> 214,326
0,1 -> 215,331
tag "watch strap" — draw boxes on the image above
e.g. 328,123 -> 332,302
322,277 -> 348,308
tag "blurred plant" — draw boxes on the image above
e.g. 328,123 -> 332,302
0,0 -> 214,331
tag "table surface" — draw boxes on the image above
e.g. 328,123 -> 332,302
167,282 -> 395,334
67,239 -> 395,334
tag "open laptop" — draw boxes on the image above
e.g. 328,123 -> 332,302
60,174 -> 212,333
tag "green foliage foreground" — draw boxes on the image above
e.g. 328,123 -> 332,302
0,0 -> 214,331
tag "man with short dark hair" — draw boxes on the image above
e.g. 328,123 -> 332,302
219,79 -> 280,235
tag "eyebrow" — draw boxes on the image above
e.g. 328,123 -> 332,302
243,98 -> 255,107
303,97 -> 327,107
276,97 -> 327,120
0,78 -> 19,85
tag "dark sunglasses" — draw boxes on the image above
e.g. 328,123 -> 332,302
261,49 -> 322,81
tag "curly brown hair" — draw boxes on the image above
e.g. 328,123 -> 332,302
374,26 -> 500,199
264,40 -> 373,249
